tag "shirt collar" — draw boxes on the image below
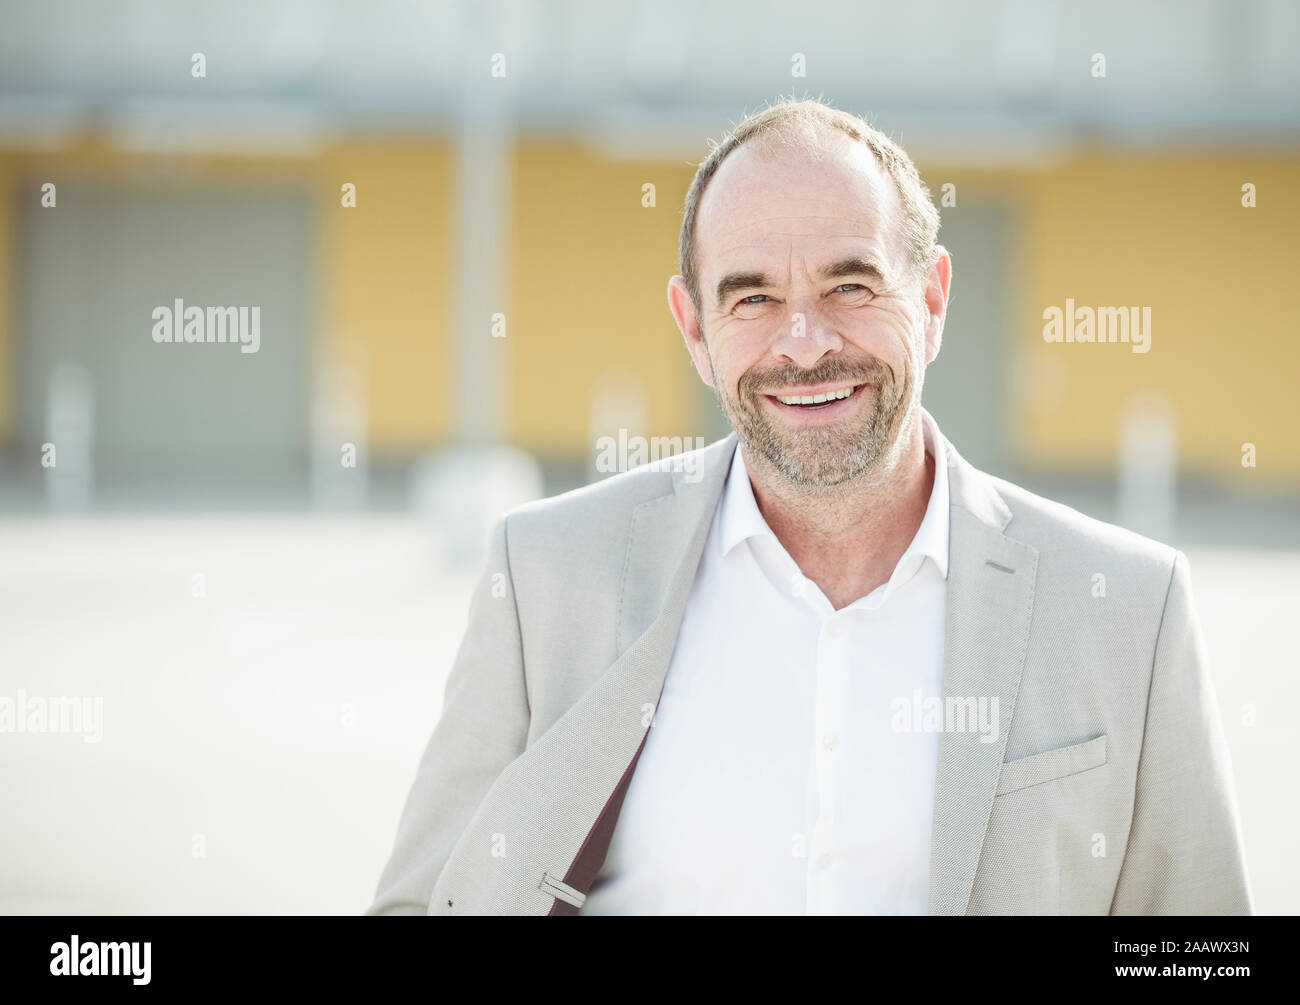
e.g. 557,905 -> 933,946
718,407 -> 951,582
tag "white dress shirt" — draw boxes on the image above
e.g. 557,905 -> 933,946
581,408 -> 951,915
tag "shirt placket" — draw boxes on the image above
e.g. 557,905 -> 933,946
806,609 -> 848,915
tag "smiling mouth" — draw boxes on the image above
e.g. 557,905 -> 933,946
764,383 -> 867,410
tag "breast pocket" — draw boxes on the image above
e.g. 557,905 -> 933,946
995,733 -> 1107,797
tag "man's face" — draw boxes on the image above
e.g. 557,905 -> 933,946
670,137 -> 947,488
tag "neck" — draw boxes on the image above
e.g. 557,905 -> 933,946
742,411 -> 934,611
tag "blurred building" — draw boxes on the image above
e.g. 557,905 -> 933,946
0,0 -> 1296,532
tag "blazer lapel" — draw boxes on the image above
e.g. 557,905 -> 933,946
546,434 -> 738,913
927,436 -> 1039,914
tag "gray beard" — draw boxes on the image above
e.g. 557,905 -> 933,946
713,354 -> 909,489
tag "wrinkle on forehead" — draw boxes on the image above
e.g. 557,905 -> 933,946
696,144 -> 905,280
710,227 -> 897,283
712,230 -> 890,259
713,217 -> 886,243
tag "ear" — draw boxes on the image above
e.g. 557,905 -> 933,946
922,246 -> 952,365
668,275 -> 714,388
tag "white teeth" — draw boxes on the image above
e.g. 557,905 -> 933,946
776,385 -> 856,406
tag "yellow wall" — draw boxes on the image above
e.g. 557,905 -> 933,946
1008,152 -> 1300,488
0,157 -> 10,436
0,138 -> 454,452
0,139 -> 1296,488
506,143 -> 698,455
318,140 -> 454,449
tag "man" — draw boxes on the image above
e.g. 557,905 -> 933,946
367,98 -> 1252,915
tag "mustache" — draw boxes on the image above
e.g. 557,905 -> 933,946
738,356 -> 893,396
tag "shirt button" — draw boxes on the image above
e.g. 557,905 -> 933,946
824,619 -> 844,638
815,853 -> 832,870
821,734 -> 837,752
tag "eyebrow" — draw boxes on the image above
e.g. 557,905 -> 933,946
714,271 -> 770,307
820,256 -> 888,286
714,256 -> 889,307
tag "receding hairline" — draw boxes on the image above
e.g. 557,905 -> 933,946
678,99 -> 941,313
692,137 -> 907,305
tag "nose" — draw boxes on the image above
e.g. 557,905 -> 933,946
770,303 -> 844,369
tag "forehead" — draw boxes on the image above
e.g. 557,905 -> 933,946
695,137 -> 904,286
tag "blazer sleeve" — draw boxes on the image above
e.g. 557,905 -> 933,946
1109,549 -> 1253,915
365,514 -> 531,915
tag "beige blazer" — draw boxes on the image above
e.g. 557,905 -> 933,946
366,431 -> 1253,915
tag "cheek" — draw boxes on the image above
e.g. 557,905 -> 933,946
887,311 -> 922,348
718,353 -> 751,399
844,312 -> 908,358
709,327 -> 768,389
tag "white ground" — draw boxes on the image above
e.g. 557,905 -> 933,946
0,515 -> 1294,914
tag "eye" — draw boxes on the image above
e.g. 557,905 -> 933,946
731,293 -> 775,318
834,283 -> 871,295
